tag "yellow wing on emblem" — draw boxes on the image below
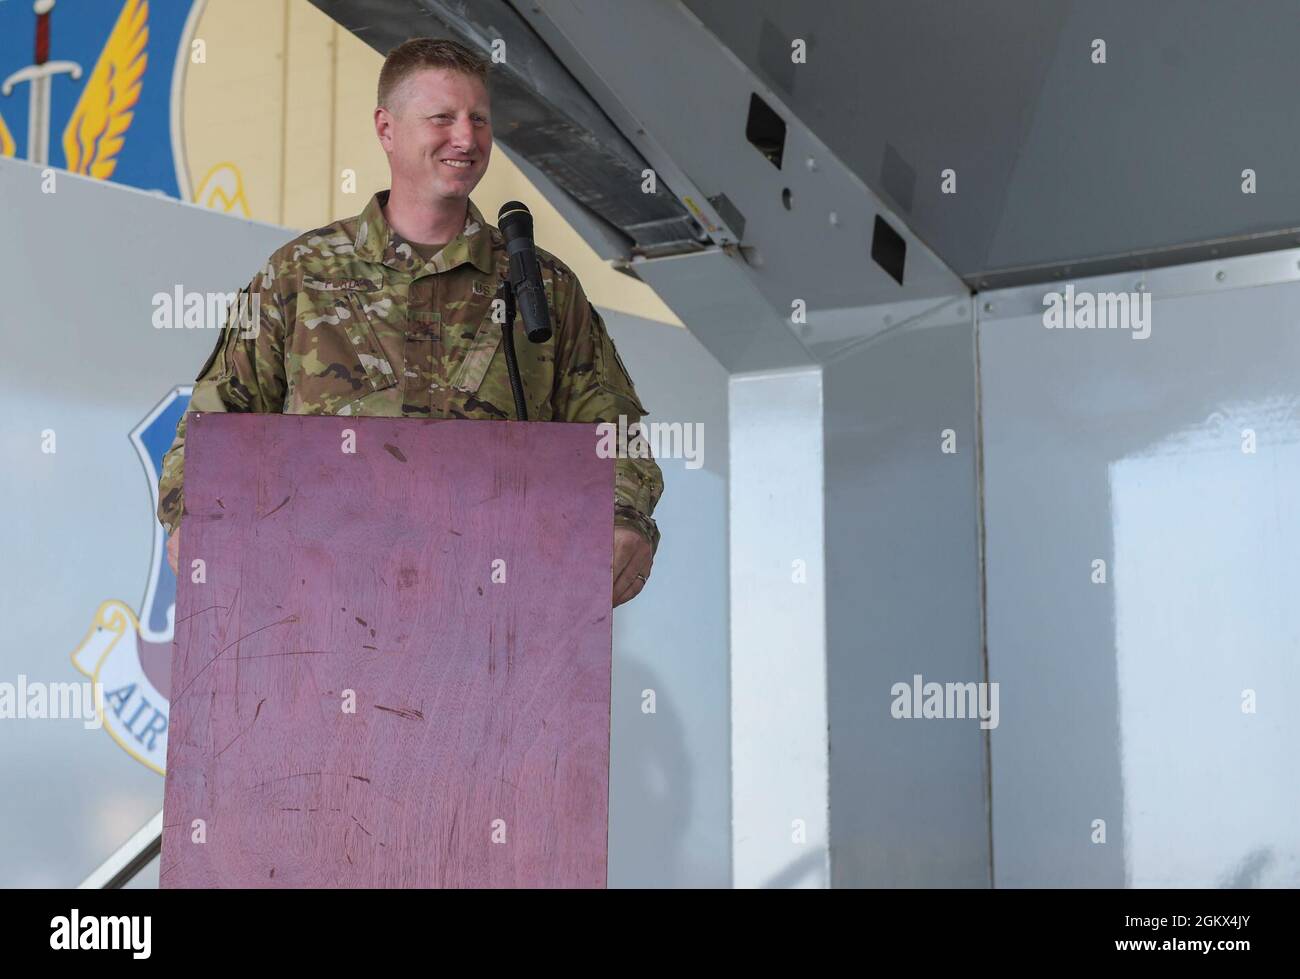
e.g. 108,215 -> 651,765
62,0 -> 148,180
0,109 -> 14,158
194,162 -> 252,217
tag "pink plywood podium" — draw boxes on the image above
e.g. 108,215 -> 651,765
160,414 -> 614,888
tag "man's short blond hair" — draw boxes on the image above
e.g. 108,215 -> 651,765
377,37 -> 489,108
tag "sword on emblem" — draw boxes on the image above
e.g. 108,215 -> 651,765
1,0 -> 82,165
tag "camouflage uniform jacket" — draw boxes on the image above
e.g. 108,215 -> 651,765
157,191 -> 663,550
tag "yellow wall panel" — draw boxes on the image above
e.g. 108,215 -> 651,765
184,0 -> 286,221
329,20 -> 394,222
281,0 -> 337,227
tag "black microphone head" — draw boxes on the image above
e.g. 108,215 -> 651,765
498,201 -> 533,240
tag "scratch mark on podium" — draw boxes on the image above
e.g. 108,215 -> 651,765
216,698 -> 266,758
174,603 -> 230,625
250,771 -> 322,790
172,612 -> 300,703
374,704 -> 424,721
264,493 -> 293,518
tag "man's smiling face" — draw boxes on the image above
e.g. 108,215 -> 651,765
377,67 -> 492,202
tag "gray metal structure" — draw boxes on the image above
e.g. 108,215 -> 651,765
6,0 -> 1300,888
980,256 -> 1300,888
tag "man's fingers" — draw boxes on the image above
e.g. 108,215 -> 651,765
612,559 -> 639,599
612,545 -> 648,590
613,563 -> 648,599
612,555 -> 650,606
612,570 -> 641,606
613,572 -> 645,608
610,526 -> 652,607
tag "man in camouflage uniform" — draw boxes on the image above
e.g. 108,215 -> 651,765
158,38 -> 662,606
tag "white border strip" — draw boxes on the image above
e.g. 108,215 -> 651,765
980,244 -> 1300,321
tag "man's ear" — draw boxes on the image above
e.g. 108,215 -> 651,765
374,105 -> 394,152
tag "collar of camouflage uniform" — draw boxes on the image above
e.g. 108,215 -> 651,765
353,190 -> 498,277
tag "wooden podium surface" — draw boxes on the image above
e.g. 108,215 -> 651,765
160,414 -> 614,888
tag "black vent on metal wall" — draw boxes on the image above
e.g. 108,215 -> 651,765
871,215 -> 906,285
745,93 -> 786,170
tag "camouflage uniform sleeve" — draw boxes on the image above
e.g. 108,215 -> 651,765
550,274 -> 665,554
157,265 -> 289,535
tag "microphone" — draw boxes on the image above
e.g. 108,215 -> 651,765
497,201 -> 553,343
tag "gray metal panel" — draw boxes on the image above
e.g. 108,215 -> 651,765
527,0 -> 967,316
632,247 -> 815,373
684,0 -> 1300,286
979,255 -> 1300,887
602,312 -> 731,888
729,367 -> 828,888
823,299 -> 991,887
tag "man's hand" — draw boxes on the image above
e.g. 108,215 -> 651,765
612,526 -> 653,607
167,529 -> 180,576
